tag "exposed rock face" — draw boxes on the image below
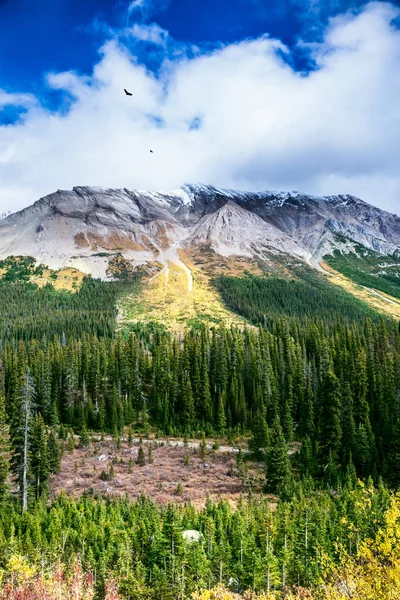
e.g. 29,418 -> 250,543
0,184 -> 399,278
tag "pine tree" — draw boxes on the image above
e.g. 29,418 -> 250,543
299,436 -> 316,478
216,392 -> 227,433
266,419 -> 291,494
47,430 -> 61,474
30,413 -> 50,501
137,443 -> 146,466
79,425 -> 90,447
318,367 -> 342,465
199,351 -> 213,424
10,367 -> 35,511
200,433 -> 208,462
0,387 -> 9,503
182,375 -> 195,431
248,410 -> 269,460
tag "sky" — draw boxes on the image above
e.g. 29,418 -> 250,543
0,0 -> 400,214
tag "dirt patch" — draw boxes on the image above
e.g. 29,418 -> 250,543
185,246 -> 264,278
87,232 -> 144,252
74,232 -> 90,248
51,438 -> 264,508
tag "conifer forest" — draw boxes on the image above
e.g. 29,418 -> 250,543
1,272 -> 400,599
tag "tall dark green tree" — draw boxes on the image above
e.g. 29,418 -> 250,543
266,420 -> 291,494
249,410 -> 269,460
10,367 -> 35,511
30,413 -> 50,501
318,367 -> 342,466
0,384 -> 8,503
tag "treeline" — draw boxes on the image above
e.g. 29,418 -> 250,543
213,271 -> 379,325
0,481 -> 391,597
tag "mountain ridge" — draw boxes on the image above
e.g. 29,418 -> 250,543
1,184 -> 399,281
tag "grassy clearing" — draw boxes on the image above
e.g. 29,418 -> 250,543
324,242 -> 400,299
119,251 -> 246,331
321,261 -> 400,319
51,435 -> 263,509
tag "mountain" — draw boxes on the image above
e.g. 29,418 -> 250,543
1,184 -> 399,281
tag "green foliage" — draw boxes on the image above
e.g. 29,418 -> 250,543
79,426 -> 90,447
0,392 -> 8,503
214,270 -> 378,325
137,444 -> 146,466
0,311 -> 398,492
265,420 -> 291,494
0,482 -> 392,596
0,252 -> 400,596
0,255 -> 43,283
0,278 -> 121,341
325,241 -> 400,299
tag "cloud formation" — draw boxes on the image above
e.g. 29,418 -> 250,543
0,1 -> 400,214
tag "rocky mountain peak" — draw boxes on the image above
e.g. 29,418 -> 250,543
0,184 -> 399,278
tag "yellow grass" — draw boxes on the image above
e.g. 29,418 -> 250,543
320,261 -> 400,319
119,251 -> 247,331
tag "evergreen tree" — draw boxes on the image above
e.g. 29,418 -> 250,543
385,419 -> 400,487
47,430 -> 61,474
216,392 -> 227,433
79,425 -> 90,447
0,387 -> 8,502
137,443 -> 146,466
248,410 -> 269,460
266,420 -> 291,495
318,367 -> 342,466
10,367 -> 35,511
30,413 -> 50,501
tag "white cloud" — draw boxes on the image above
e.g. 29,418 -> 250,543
128,23 -> 168,45
0,90 -> 36,109
126,0 -> 170,21
127,0 -> 145,13
1,2 -> 400,215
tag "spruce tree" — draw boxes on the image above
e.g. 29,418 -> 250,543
79,425 -> 90,447
266,419 -> 291,494
199,351 -> 213,424
10,367 -> 35,511
216,392 -> 227,433
47,430 -> 61,474
0,389 -> 9,502
30,413 -> 50,501
137,443 -> 146,466
248,410 -> 269,460
318,367 -> 342,465
182,376 -> 195,431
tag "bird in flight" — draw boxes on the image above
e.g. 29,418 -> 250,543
150,150 -> 154,153
124,89 -> 133,96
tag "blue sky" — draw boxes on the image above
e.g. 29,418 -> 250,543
1,0 -> 400,213
0,0 -> 367,100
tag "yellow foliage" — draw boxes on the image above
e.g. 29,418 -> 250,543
321,492 -> 400,600
192,584 -> 277,600
7,554 -> 37,580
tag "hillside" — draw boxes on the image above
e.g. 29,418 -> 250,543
1,185 -> 400,599
1,184 -> 400,326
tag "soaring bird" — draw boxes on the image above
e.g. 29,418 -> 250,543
150,150 -> 154,153
124,89 -> 133,96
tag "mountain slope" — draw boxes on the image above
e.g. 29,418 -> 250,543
1,184 -> 399,279
1,184 -> 400,325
